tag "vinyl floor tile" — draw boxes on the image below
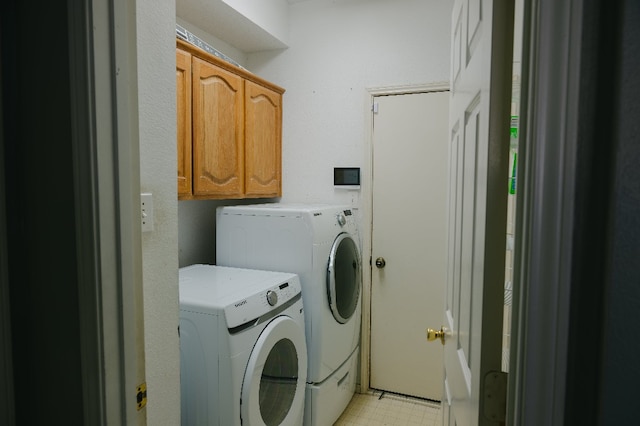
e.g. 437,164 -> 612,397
334,390 -> 442,426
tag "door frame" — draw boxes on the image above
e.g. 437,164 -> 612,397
509,0 -> 628,423
361,82 -> 449,394
1,0 -> 145,423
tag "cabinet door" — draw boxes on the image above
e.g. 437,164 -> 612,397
192,57 -> 244,197
176,49 -> 192,198
244,80 -> 282,197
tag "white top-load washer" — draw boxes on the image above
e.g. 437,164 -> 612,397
216,204 -> 362,426
179,264 -> 307,426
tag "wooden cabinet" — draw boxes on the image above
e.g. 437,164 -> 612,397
176,48 -> 192,197
245,80 -> 282,197
192,56 -> 244,197
176,39 -> 284,200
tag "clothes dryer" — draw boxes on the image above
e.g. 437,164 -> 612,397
216,204 -> 362,426
179,265 -> 307,426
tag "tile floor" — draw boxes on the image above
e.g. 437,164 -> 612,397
334,390 -> 442,426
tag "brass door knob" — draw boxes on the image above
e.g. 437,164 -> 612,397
426,327 -> 446,345
375,257 -> 386,268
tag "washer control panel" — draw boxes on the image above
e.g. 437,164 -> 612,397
266,290 -> 278,306
224,275 -> 301,329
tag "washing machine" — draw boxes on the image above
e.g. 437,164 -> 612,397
179,264 -> 307,426
216,204 -> 362,426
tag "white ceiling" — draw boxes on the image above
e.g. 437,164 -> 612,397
177,0 -> 314,52
176,0 -> 283,52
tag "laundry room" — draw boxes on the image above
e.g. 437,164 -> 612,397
138,0 -> 453,424
8,0 -> 639,423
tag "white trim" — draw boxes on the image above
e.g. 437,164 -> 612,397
367,82 -> 449,97
444,377 -> 452,406
446,309 -> 455,333
111,0 -> 146,422
457,348 -> 472,396
87,0 -> 145,423
509,0 -> 583,424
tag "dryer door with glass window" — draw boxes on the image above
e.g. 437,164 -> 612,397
241,316 -> 307,426
327,232 -> 362,324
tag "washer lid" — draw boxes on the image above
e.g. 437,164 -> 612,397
179,265 -> 301,325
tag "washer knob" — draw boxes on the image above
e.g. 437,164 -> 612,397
266,290 -> 278,306
337,213 -> 347,227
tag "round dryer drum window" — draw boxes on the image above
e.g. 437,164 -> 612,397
259,338 -> 298,425
327,232 -> 361,324
241,316 -> 307,426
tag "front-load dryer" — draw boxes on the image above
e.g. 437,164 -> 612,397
216,204 -> 362,426
179,264 -> 307,426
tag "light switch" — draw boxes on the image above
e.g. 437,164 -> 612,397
141,193 -> 154,232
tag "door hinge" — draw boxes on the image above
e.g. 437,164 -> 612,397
372,102 -> 379,113
136,382 -> 147,410
483,371 -> 507,422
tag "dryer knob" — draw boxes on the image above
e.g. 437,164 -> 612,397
266,290 -> 278,306
337,213 -> 347,227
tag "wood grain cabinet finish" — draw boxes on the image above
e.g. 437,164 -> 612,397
176,48 -> 192,197
192,56 -> 244,197
245,80 -> 282,197
176,39 -> 284,200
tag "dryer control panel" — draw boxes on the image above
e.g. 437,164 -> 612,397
336,208 -> 355,227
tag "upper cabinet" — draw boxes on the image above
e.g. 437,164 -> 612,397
245,80 -> 282,197
176,39 -> 284,200
176,48 -> 192,197
192,55 -> 245,197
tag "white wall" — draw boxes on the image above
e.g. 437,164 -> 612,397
137,0 -> 181,423
247,0 -> 453,209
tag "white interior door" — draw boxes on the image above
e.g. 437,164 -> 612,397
370,90 -> 449,400
443,0 -> 514,424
